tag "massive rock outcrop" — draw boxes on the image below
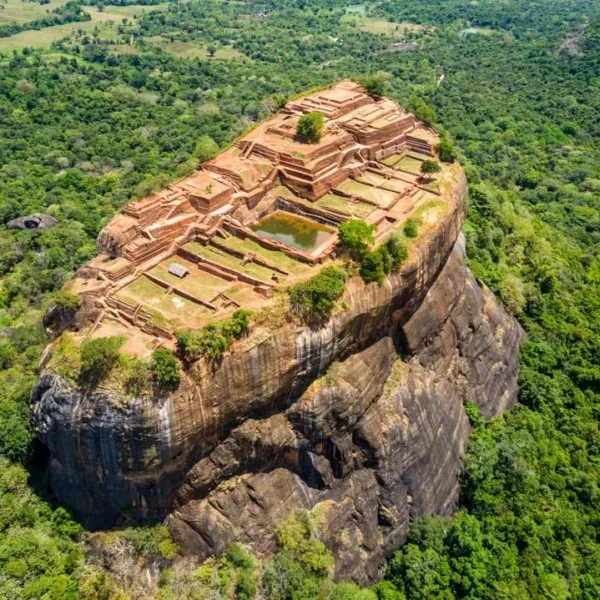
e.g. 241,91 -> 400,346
31,207 -> 523,583
30,83 -> 524,583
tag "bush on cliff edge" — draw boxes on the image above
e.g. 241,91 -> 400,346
289,266 -> 347,319
152,348 -> 180,388
177,309 -> 251,362
360,236 -> 408,284
80,336 -> 124,386
338,219 -> 376,261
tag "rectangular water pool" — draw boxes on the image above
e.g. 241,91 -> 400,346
250,211 -> 334,252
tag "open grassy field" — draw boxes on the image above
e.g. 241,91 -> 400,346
90,4 -> 170,20
0,0 -> 70,25
459,27 -> 495,37
148,38 -> 247,60
341,15 -> 424,38
185,242 -> 280,282
105,43 -> 142,55
0,20 -> 96,51
345,4 -> 366,15
0,3 -> 168,51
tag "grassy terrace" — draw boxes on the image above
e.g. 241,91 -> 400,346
150,257 -> 226,298
395,155 -> 424,174
217,233 -> 313,276
315,193 -> 374,219
114,275 -> 213,329
356,171 -> 412,194
184,242 -> 280,282
335,179 -> 398,207
149,256 -> 267,308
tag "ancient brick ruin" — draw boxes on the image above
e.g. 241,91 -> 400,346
69,81 -> 446,356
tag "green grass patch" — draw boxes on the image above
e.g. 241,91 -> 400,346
47,332 -> 81,381
152,39 -> 247,60
219,234 -> 309,275
395,156 -> 424,174
0,0 -> 70,26
341,15 -> 423,38
0,4 -> 166,51
335,179 -> 398,206
185,242 -> 279,282
381,153 -> 402,167
315,193 -> 374,219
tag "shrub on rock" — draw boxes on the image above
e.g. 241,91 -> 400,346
403,218 -> 418,238
152,348 -> 180,388
177,309 -> 251,362
358,74 -> 387,97
80,336 -> 124,385
289,267 -> 347,318
296,112 -> 325,142
338,219 -> 376,260
358,235 -> 408,285
360,250 -> 385,284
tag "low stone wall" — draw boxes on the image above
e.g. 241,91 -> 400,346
178,246 -> 272,288
275,196 -> 343,227
222,220 -> 319,265
210,239 -> 289,276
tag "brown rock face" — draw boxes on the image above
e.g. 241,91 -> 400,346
165,237 -> 523,583
30,170 -> 524,583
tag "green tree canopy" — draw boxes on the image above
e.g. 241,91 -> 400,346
193,135 -> 219,163
296,112 -> 325,143
419,160 -> 441,181
338,219 -> 376,260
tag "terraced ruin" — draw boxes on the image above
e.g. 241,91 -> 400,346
69,80 -> 451,356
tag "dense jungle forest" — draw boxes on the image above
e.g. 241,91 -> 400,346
1,0 -> 600,598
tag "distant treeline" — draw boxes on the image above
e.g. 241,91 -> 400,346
0,2 -> 90,38
81,0 -> 167,6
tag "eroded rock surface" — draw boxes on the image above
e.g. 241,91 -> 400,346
7,213 -> 57,231
164,237 -> 523,583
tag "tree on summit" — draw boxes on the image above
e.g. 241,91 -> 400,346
359,74 -> 387,97
296,111 -> 325,142
194,135 -> 219,163
420,160 -> 441,182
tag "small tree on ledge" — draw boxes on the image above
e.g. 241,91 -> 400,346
420,159 -> 441,182
296,111 -> 325,143
358,74 -> 387,97
338,219 -> 376,261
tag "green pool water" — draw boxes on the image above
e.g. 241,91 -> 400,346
250,211 -> 334,252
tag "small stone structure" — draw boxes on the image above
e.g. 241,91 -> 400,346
168,263 -> 188,278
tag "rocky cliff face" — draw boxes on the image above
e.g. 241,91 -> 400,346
30,171 -> 524,583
